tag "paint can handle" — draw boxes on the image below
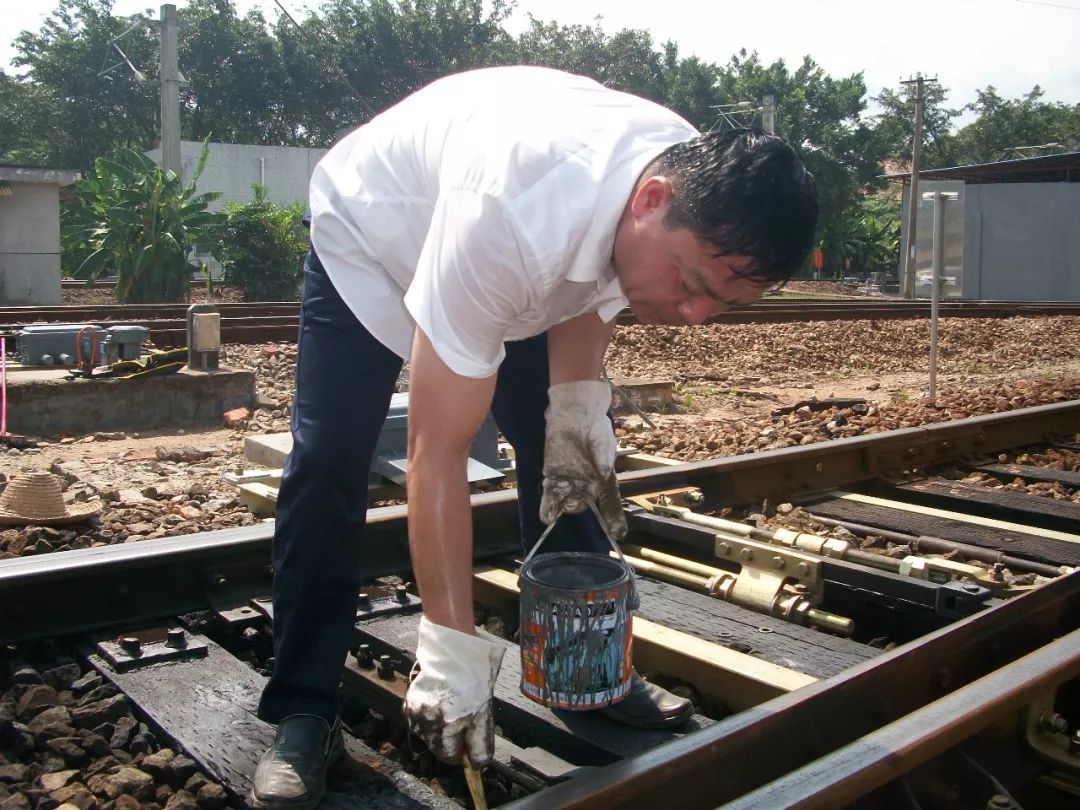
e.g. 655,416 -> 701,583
524,502 -> 639,610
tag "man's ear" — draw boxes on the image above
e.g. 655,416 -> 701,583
629,175 -> 674,218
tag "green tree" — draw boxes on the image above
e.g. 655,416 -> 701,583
301,0 -> 515,139
871,82 -> 960,169
711,50 -> 882,252
658,44 -> 723,130
62,141 -> 223,303
951,86 -> 1080,164
819,215 -> 864,279
858,213 -> 900,277
178,0 -> 291,145
4,0 -> 159,168
214,186 -> 307,301
272,11 -> 355,145
0,71 -> 42,163
514,16 -> 665,102
817,198 -> 900,280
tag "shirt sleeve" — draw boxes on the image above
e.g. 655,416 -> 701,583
404,189 -> 534,378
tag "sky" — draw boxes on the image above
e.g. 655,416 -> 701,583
2,0 -> 1079,127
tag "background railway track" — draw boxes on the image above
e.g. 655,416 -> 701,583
2,402 -> 1078,808
4,299 -> 1080,348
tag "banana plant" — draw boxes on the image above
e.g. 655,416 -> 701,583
62,139 -> 223,303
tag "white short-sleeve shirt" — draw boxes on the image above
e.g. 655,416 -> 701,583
309,66 -> 697,378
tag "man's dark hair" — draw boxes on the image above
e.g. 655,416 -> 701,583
651,129 -> 819,284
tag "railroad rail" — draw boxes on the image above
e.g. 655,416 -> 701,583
2,401 -> 1079,808
3,299 -> 1080,348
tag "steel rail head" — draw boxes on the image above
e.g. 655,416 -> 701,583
0,498 -> 522,645
616,399 -> 1080,507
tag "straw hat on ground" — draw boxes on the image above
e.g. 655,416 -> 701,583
0,471 -> 102,526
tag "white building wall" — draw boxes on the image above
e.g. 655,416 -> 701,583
146,141 -> 329,210
0,167 -> 79,305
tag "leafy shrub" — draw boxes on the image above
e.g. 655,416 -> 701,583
214,186 -> 307,301
818,201 -> 901,279
62,141 -> 222,303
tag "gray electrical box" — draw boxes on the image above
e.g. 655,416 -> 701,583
16,324 -> 149,366
16,324 -> 108,366
105,325 -> 149,361
371,393 -> 506,486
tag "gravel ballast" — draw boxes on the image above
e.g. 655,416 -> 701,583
0,316 -> 1077,559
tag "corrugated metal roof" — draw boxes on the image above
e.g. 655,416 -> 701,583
883,151 -> 1080,184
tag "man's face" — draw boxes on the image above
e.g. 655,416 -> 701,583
612,176 -> 771,326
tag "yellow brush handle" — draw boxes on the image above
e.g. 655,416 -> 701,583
462,758 -> 488,810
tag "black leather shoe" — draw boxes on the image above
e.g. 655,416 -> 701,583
599,673 -> 694,730
251,714 -> 344,809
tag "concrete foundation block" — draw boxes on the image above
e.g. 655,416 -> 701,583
244,432 -> 294,468
4,366 -> 254,437
0,255 -> 62,306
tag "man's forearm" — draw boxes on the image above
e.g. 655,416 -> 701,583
405,327 -> 497,635
407,446 -> 476,633
547,313 -> 615,384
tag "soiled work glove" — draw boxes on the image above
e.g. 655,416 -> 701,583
539,380 -> 628,540
404,617 -> 505,767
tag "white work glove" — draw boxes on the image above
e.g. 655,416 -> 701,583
539,380 -> 628,541
404,616 -> 505,767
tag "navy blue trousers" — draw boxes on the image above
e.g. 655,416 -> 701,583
257,248 -> 608,724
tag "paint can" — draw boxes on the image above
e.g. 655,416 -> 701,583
518,516 -> 637,710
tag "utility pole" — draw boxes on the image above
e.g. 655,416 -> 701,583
159,4 -> 182,178
899,73 -> 937,299
762,95 -> 776,135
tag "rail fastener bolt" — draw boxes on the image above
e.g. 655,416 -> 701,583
120,637 -> 142,656
377,654 -> 395,680
684,489 -> 705,506
165,628 -> 187,648
1039,710 -> 1068,735
356,644 -> 374,669
395,585 -> 409,603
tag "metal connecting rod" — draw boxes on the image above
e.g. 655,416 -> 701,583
617,544 -> 855,636
646,500 -> 997,590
